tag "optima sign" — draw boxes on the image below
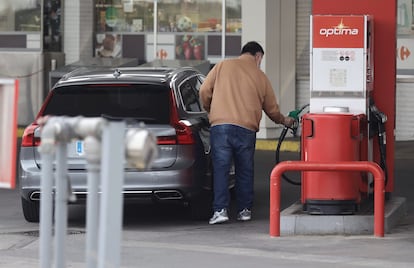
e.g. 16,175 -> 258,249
319,27 -> 359,37
312,15 -> 365,48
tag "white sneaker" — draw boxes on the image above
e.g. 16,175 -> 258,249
237,208 -> 251,221
209,209 -> 229,224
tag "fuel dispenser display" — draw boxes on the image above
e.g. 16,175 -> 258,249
310,15 -> 373,114
301,15 -> 378,215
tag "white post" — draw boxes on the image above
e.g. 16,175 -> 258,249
38,118 -> 59,268
97,121 -> 126,268
85,136 -> 101,268
37,116 -> 156,268
39,152 -> 54,268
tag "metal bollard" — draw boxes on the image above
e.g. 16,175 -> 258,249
269,161 -> 385,237
85,136 -> 102,268
97,121 -> 126,268
38,116 -> 157,268
54,143 -> 69,268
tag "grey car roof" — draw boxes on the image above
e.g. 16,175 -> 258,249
55,66 -> 200,87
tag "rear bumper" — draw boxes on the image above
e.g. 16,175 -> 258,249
20,167 -> 210,203
26,188 -> 188,203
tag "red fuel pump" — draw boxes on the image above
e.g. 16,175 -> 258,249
312,0 -> 396,206
301,14 -> 374,214
301,113 -> 367,214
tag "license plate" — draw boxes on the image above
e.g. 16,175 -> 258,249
75,140 -> 84,156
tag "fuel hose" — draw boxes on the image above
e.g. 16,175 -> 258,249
275,125 -> 301,185
274,104 -> 309,186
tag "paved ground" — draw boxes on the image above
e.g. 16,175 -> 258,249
0,140 -> 413,267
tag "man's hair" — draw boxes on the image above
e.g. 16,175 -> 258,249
241,41 -> 264,56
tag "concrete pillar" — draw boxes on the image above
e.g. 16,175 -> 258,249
64,0 -> 94,64
242,0 -> 296,138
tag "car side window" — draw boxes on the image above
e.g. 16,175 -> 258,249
179,76 -> 202,112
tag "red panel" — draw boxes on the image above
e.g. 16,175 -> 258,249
313,15 -> 365,48
312,0 -> 396,193
0,79 -> 18,189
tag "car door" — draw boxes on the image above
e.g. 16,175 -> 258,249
33,83 -> 178,170
176,73 -> 210,151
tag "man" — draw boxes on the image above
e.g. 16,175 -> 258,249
200,41 -> 295,224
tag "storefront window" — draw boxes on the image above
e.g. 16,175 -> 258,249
0,0 -> 44,51
95,0 -> 241,33
397,0 -> 414,74
96,0 -> 151,32
94,0 -> 242,62
0,0 -> 41,32
0,0 -> 61,52
157,0 -> 241,33
43,0 -> 62,52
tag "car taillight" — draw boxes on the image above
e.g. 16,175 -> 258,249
174,121 -> 195,145
21,124 -> 41,147
156,122 -> 195,145
158,90 -> 195,145
157,136 -> 177,145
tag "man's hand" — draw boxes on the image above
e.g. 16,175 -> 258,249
283,116 -> 295,127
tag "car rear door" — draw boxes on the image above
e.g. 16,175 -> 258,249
34,83 -> 178,169
175,73 -> 210,149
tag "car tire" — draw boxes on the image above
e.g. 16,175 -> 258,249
21,197 -> 40,223
189,190 -> 213,221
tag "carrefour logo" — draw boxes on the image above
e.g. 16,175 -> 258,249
319,19 -> 359,37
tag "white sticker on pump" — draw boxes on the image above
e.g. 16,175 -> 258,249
329,68 -> 347,87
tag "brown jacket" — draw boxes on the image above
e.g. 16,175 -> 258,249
200,54 -> 285,131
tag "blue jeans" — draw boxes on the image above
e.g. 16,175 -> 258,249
210,124 -> 256,212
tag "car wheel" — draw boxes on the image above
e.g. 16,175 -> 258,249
189,190 -> 213,221
21,197 -> 40,223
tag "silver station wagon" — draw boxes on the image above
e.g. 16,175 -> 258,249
19,66 -> 234,222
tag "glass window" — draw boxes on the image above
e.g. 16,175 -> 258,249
179,76 -> 202,112
44,84 -> 171,124
93,0 -> 241,60
225,0 -> 242,33
0,0 -> 41,32
397,0 -> 414,74
158,0 -> 241,33
94,0 -> 241,33
43,0 -> 62,51
158,0 -> 218,33
95,0 -> 154,32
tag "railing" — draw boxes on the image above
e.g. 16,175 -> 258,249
269,161 -> 385,237
38,116 -> 157,268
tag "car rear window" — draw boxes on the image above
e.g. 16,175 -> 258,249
42,84 -> 171,124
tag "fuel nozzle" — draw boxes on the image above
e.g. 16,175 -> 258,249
287,109 -> 301,136
370,104 -> 387,124
369,102 -> 387,139
288,109 -> 301,121
282,104 -> 309,136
